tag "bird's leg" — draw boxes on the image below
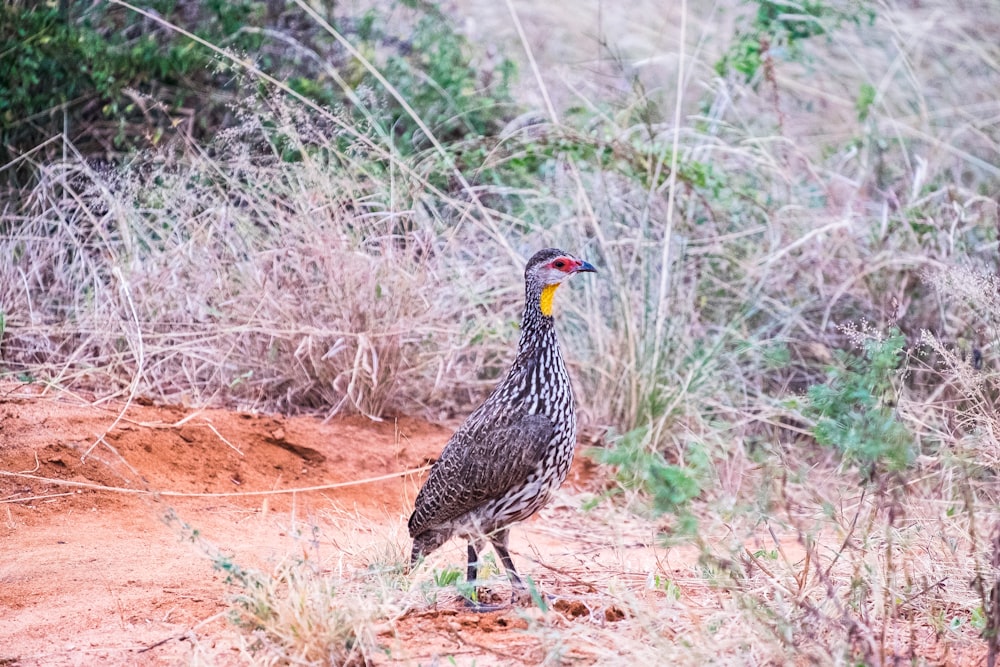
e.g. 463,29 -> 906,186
462,538 -> 505,612
490,528 -> 534,605
490,528 -> 522,586
466,541 -> 479,585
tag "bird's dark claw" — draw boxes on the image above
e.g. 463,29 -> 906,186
463,597 -> 505,613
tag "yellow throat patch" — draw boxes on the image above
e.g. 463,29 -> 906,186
539,284 -> 560,317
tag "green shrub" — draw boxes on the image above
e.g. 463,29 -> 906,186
716,0 -> 877,82
1,0 -> 522,192
378,13 -> 517,151
596,425 -> 709,533
804,328 -> 915,477
0,0 -> 266,175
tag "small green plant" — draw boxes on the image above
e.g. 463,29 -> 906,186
648,573 -> 682,600
595,425 -> 709,534
856,82 -> 877,121
971,604 -> 987,631
421,565 -> 479,604
804,327 -> 914,478
433,566 -> 462,588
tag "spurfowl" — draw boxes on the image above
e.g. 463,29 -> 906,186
408,247 -> 596,606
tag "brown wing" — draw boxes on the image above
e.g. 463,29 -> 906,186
407,410 -> 554,539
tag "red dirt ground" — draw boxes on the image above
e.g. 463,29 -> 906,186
0,381 -> 990,666
0,382 -> 638,666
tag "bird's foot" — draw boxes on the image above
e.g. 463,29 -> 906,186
463,598 -> 506,612
461,587 -> 505,612
460,583 -> 554,611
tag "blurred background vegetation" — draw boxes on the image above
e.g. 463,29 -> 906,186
2,0 -> 1000,661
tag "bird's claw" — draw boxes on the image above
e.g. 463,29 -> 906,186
463,598 -> 506,612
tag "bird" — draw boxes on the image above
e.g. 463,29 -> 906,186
408,247 -> 597,608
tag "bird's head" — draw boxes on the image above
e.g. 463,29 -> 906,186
524,248 -> 597,317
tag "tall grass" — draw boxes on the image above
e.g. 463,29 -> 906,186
3,1 -> 997,426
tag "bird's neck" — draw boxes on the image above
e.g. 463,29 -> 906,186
494,281 -> 572,412
517,283 -> 559,356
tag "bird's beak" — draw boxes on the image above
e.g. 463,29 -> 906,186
574,260 -> 597,274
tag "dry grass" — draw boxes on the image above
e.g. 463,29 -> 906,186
3,0 -> 1000,663
169,467 -> 994,664
3,0 -> 998,429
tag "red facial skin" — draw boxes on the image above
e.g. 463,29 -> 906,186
548,257 -> 580,273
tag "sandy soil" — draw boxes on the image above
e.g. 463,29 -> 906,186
0,382 -> 663,666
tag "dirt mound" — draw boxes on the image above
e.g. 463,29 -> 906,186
0,383 -> 451,514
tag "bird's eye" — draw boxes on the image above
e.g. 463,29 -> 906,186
553,260 -> 566,269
